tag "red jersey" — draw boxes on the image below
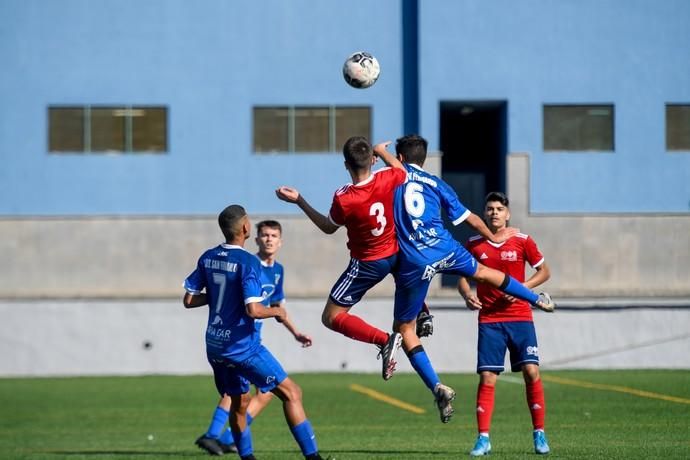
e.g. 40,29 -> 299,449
329,167 -> 407,261
466,233 -> 544,323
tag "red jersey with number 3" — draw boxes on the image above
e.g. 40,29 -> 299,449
466,233 -> 545,323
329,167 -> 407,261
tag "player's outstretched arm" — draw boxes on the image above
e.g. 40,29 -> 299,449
458,277 -> 482,310
183,292 -> 208,309
373,141 -> 406,171
465,213 -> 519,243
276,186 -> 339,234
276,308 -> 313,347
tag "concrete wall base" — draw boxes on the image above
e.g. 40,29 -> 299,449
1,299 -> 687,377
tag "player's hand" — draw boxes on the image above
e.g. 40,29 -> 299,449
275,186 -> 300,203
493,226 -> 520,243
295,333 -> 313,348
373,141 -> 393,157
463,293 -> 483,310
502,293 -> 517,303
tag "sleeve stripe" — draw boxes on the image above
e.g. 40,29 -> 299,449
328,214 -> 343,226
452,209 -> 471,226
245,296 -> 264,304
532,257 -> 545,268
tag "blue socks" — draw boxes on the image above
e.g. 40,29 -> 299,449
206,406 -> 229,439
219,427 -> 234,445
220,412 -> 253,445
408,346 -> 440,391
231,426 -> 253,457
290,419 -> 318,456
501,275 -> 539,305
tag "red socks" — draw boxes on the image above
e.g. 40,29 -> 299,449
526,379 -> 546,430
332,312 -> 388,347
476,383 -> 495,433
476,379 -> 546,434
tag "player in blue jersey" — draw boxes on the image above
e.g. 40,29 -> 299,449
184,205 -> 324,460
194,219 -> 314,455
385,135 -> 555,423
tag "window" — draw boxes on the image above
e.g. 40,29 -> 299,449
253,106 -> 371,153
48,106 -> 167,153
543,105 -> 614,151
666,104 -> 690,151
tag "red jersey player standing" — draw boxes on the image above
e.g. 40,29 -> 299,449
276,137 -> 407,379
458,192 -> 552,456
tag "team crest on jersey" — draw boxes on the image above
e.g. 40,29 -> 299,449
261,284 -> 276,300
501,250 -> 518,261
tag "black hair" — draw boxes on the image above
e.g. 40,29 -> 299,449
342,136 -> 373,171
485,191 -> 509,207
218,204 -> 247,241
256,219 -> 282,235
395,134 -> 428,166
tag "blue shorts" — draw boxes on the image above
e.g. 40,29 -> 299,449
477,321 -> 539,374
393,242 -> 478,321
209,345 -> 288,396
329,254 -> 397,307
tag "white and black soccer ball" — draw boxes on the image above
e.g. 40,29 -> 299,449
342,51 -> 380,89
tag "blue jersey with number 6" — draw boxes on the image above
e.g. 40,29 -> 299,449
183,243 -> 264,361
393,163 -> 471,265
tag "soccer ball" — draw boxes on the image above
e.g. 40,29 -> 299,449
342,51 -> 380,89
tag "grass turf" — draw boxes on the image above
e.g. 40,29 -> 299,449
0,370 -> 688,459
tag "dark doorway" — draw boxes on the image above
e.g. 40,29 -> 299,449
439,100 -> 507,287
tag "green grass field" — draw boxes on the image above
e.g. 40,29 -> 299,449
1,370 -> 688,459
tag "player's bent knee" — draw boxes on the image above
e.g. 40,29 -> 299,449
522,364 -> 540,383
273,378 -> 303,403
321,311 -> 333,329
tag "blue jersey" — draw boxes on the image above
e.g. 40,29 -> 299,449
393,163 -> 471,265
183,243 -> 264,361
254,259 -> 286,332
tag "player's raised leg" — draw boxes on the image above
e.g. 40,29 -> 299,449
393,281 -> 455,420
473,264 -> 556,312
323,255 -> 402,375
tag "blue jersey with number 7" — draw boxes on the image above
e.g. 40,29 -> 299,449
183,243 -> 265,361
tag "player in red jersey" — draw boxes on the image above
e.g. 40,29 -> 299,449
276,137 -> 407,379
458,192 -> 552,456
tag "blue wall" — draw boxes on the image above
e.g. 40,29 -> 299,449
420,0 -> 690,213
0,0 -> 403,215
1,0 -> 689,215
